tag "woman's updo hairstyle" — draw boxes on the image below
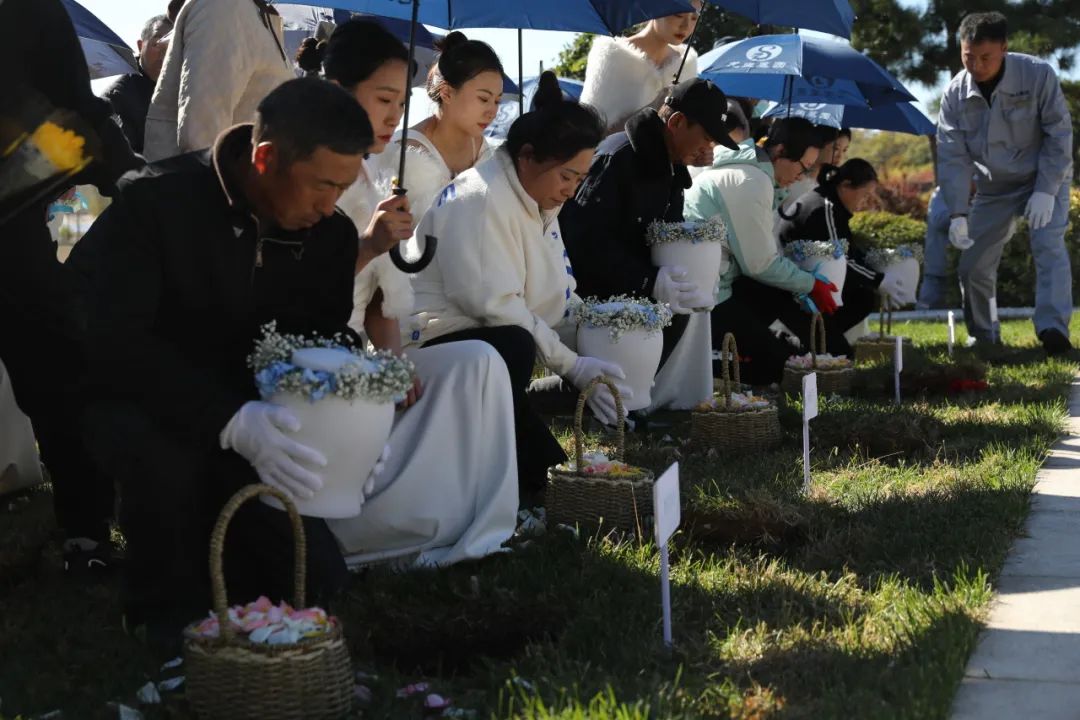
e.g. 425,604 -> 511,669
505,72 -> 604,164
426,31 -> 504,104
296,19 -> 410,89
817,157 -> 878,189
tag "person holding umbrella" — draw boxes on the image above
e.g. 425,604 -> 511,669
297,19 -> 520,561
580,0 -> 703,135
684,114 -> 835,384
937,11 -> 1073,354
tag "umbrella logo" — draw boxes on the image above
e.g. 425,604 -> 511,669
802,103 -> 826,110
745,44 -> 784,62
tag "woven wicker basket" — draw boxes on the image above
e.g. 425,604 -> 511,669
854,303 -> 911,364
782,312 -> 855,396
692,333 -> 781,453
183,485 -> 354,720
546,377 -> 655,534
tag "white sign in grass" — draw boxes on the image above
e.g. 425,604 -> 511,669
895,336 -> 904,405
653,462 -> 680,649
802,373 -> 818,493
947,311 -> 955,357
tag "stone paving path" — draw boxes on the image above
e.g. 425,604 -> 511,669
952,375 -> 1080,719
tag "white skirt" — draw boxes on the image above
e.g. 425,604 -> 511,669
645,311 -> 713,413
328,340 -> 519,568
0,357 -> 42,497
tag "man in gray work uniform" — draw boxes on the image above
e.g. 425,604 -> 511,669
937,11 -> 1074,355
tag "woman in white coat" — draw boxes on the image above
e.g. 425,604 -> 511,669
299,20 -> 519,567
580,0 -> 702,135
407,74 -> 630,493
366,32 -> 503,225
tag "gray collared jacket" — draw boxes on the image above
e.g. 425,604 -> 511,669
936,52 -> 1073,215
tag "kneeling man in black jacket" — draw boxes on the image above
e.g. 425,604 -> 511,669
74,79 -> 398,648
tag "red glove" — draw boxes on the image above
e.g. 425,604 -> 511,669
809,278 -> 839,315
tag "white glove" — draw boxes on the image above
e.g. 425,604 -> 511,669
652,265 -> 698,315
877,265 -> 914,308
948,216 -> 973,250
1025,191 -> 1055,231
220,401 -> 327,501
565,356 -> 634,426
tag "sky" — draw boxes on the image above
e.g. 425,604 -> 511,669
75,0 -> 1078,121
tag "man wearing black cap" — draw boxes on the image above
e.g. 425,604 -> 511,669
559,78 -> 740,371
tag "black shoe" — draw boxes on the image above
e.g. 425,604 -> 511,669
63,540 -> 121,577
1039,329 -> 1073,357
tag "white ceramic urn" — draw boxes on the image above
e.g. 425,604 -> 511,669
576,327 -> 663,411
650,240 -> 727,311
264,347 -> 395,519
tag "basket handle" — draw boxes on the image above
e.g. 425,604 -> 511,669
719,332 -> 740,407
574,376 -> 626,466
208,484 -> 307,643
809,312 -> 826,368
878,298 -> 892,338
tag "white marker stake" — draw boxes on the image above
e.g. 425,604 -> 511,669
895,336 -> 904,405
653,462 -> 681,649
802,373 -> 818,493
947,311 -> 956,357
989,296 -> 999,342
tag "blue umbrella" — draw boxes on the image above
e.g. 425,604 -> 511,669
283,0 -> 694,273
485,76 -> 584,139
277,6 -> 521,92
288,0 -> 695,34
61,0 -> 138,79
699,34 -> 915,108
711,0 -> 854,38
762,100 -> 936,135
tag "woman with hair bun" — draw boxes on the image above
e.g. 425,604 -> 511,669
300,19 -> 520,567
777,158 -> 908,355
406,72 -> 618,494
370,31 -> 505,223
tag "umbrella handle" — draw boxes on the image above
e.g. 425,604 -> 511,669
389,237 -> 437,273
387,188 -> 437,273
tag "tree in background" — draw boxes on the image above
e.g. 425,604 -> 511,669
848,0 -> 1080,98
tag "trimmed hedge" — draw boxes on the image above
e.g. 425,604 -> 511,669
851,188 -> 1080,307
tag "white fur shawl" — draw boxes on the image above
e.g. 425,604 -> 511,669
580,36 -> 699,133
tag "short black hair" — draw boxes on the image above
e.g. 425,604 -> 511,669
506,72 -> 603,164
139,14 -> 170,45
837,127 -> 852,140
764,117 -> 823,161
253,78 -> 373,166
959,12 -> 1007,44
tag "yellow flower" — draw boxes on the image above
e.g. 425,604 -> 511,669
30,121 -> 87,171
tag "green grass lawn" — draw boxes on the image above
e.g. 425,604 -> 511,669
1,318 -> 1077,720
